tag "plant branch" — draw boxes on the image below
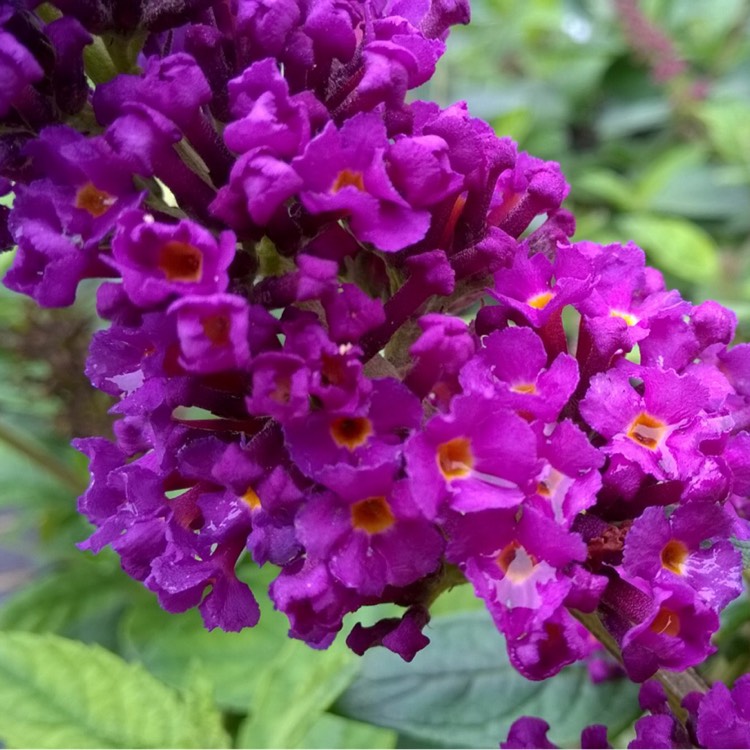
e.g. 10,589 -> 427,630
0,419 -> 84,495
571,608 -> 709,721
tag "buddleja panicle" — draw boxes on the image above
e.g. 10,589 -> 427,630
2,2 -> 750,747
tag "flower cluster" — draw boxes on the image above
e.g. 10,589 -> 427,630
2,0 -> 749,698
502,677 -> 750,748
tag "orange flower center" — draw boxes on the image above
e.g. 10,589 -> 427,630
627,412 -> 666,450
201,314 -> 231,346
496,542 -> 538,583
158,241 -> 203,282
527,291 -> 553,310
75,181 -> 114,217
330,417 -> 373,450
660,539 -> 689,575
650,607 -> 681,637
436,437 -> 474,480
511,382 -> 536,394
351,496 -> 395,534
332,169 -> 365,193
241,487 -> 261,510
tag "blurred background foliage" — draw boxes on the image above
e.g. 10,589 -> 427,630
0,0 -> 749,747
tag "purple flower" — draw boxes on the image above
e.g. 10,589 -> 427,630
622,504 -> 742,610
169,294 -> 252,373
347,605 -> 431,662
111,211 -> 235,308
404,313 -> 476,405
459,326 -> 579,422
505,606 -> 592,680
3,126 -> 143,306
405,393 -> 540,518
529,419 -> 604,527
488,152 -> 569,239
501,717 -> 558,749
211,148 -> 304,229
270,557 -> 362,649
296,464 -> 444,596
580,365 -> 711,481
223,58 -> 312,157
283,378 -> 422,485
449,505 -> 585,628
694,675 -> 750,748
294,112 -> 431,251
0,21 -> 44,119
604,578 -> 719,682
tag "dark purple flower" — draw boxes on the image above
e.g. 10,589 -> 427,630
459,326 -> 579,422
169,293 -> 252,373
294,112 -> 431,251
111,210 -> 235,308
695,675 -> 750,748
501,717 -> 558,749
347,605 -> 431,661
270,557 -> 362,649
297,464 -> 444,596
0,21 -> 44,119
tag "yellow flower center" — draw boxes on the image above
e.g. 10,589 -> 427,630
527,291 -> 554,310
436,437 -> 474,480
660,539 -> 689,575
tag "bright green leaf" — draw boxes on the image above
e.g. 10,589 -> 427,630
634,145 -> 705,207
699,100 -> 750,167
335,611 -> 640,749
237,641 -> 359,749
300,713 -> 396,749
618,213 -> 720,284
574,169 -> 637,210
119,580 -> 288,712
0,632 -> 229,749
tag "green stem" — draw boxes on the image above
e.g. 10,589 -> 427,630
571,609 -> 709,721
0,419 -> 84,495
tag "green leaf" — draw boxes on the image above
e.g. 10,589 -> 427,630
335,611 -> 640,749
633,145 -> 705,207
617,213 -> 720,284
699,100 -> 750,167
731,536 -> 750,571
596,98 -> 670,140
574,169 -> 636,210
0,631 -> 229,748
236,641 -> 359,749
119,579 -> 288,712
300,714 -> 396,749
0,560 -> 130,636
647,165 -> 750,220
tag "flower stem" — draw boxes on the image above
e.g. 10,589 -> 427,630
571,609 -> 709,720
